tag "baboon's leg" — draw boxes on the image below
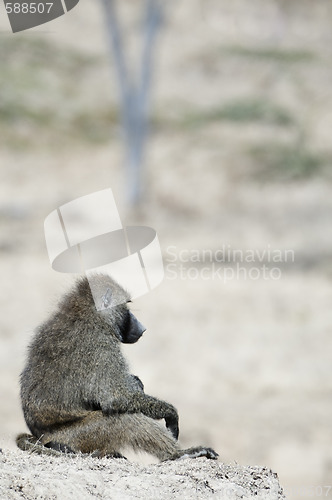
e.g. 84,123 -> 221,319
41,412 -> 179,460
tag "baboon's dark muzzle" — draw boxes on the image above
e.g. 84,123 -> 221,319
123,311 -> 146,344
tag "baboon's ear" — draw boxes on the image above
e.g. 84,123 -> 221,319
121,311 -> 146,344
100,288 -> 112,309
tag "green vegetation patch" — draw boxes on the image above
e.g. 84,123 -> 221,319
223,45 -> 315,64
181,98 -> 294,129
249,143 -> 328,181
0,36 -> 116,149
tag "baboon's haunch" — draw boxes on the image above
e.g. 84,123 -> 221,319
17,275 -> 218,461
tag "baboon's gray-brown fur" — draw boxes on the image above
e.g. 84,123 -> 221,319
17,274 -> 218,461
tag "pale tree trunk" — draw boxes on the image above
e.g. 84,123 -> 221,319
100,0 -> 163,205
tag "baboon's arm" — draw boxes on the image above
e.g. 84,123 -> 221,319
102,392 -> 179,439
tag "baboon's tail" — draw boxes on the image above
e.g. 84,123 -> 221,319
16,433 -> 40,451
16,433 -> 73,457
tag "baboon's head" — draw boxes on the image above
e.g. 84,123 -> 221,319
75,274 -> 146,344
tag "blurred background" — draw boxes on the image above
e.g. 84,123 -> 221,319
1,1 -> 332,498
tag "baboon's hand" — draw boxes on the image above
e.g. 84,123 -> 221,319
164,404 -> 179,440
143,397 -> 179,439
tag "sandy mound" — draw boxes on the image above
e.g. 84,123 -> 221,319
0,448 -> 285,500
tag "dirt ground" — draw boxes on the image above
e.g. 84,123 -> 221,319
1,1 -> 332,499
0,451 -> 286,500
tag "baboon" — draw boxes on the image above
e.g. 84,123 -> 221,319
17,274 -> 218,461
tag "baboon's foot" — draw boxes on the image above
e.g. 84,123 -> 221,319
167,446 -> 219,461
